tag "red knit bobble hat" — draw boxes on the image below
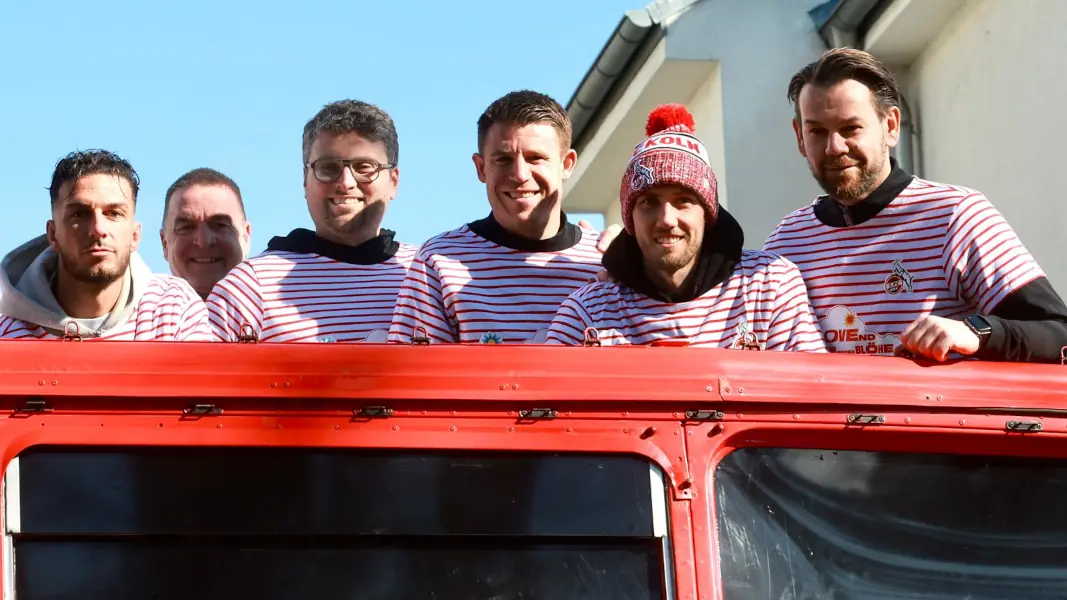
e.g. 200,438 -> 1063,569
619,104 -> 719,234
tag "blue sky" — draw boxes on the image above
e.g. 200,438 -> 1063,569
0,1 -> 633,272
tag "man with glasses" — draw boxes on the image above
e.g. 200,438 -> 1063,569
206,99 -> 416,343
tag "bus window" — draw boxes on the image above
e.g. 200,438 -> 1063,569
7,447 -> 671,600
715,448 -> 1067,599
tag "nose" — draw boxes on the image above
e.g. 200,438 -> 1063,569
654,202 -> 681,229
825,131 -> 849,156
509,156 -> 532,183
336,164 -> 359,190
191,223 -> 214,248
87,211 -> 109,240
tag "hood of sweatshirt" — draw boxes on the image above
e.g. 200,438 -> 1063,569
0,235 -> 154,337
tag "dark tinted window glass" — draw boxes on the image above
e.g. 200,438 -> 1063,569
716,448 -> 1067,599
17,446 -> 655,536
11,446 -> 666,600
16,541 -> 662,600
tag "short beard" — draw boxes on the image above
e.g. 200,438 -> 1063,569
58,246 -> 130,285
812,138 -> 888,205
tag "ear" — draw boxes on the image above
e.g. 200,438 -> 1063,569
884,105 -> 902,148
560,149 -> 578,181
131,221 -> 142,252
159,229 -> 169,260
46,220 -> 58,251
792,118 -> 806,157
473,153 -> 487,184
388,165 -> 400,200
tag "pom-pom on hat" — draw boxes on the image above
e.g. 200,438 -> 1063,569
619,103 -> 718,234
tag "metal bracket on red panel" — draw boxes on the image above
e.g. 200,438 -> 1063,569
410,327 -> 430,345
237,324 -> 258,343
517,408 -> 557,421
62,322 -> 83,342
1006,419 -> 1042,433
582,328 -> 601,347
13,398 -> 51,415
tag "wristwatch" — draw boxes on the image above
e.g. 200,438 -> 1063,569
964,314 -> 993,349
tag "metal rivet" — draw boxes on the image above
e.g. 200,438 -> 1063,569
512,384 -> 519,390
905,417 -> 912,423
216,424 -> 222,428
393,425 -> 400,431
622,428 -> 630,434
51,381 -> 57,386
737,387 -> 744,393
334,425 -> 340,430
705,386 -> 713,392
450,426 -> 457,432
793,414 -> 799,420
959,420 -> 966,425
38,381 -> 44,386
724,387 -> 732,393
270,383 -> 277,388
566,427 -> 573,433
158,423 -> 163,428
499,384 -> 507,390
507,426 -> 514,432
283,382 -> 290,388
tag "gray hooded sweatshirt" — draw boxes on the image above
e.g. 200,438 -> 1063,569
0,235 -> 155,338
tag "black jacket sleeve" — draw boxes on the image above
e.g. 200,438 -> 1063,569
977,277 -> 1067,363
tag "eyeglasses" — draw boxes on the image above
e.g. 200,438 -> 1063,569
305,158 -> 395,184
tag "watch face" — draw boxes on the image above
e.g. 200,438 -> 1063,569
966,315 -> 992,334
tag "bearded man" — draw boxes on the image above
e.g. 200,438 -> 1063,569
763,48 -> 1067,363
546,104 -> 825,352
0,150 -> 210,340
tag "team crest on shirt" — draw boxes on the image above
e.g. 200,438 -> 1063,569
883,260 -> 915,295
631,163 -> 656,190
730,320 -> 762,351
480,332 -> 504,344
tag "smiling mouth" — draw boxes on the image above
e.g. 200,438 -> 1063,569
330,197 -> 363,206
654,235 -> 684,246
190,258 -> 222,265
505,191 -> 540,200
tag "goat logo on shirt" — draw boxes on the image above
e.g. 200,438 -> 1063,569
730,320 -> 761,351
884,260 -> 915,295
631,163 -> 656,190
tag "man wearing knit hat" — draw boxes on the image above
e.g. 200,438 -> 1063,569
546,104 -> 825,351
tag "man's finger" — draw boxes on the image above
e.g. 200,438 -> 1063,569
597,224 -> 622,252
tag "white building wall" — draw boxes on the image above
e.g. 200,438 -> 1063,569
665,0 -> 829,246
907,0 -> 1067,290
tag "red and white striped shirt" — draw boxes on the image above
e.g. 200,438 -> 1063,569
387,223 -> 603,344
0,275 -> 211,341
763,178 -> 1045,356
207,246 -> 417,343
545,250 -> 826,351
